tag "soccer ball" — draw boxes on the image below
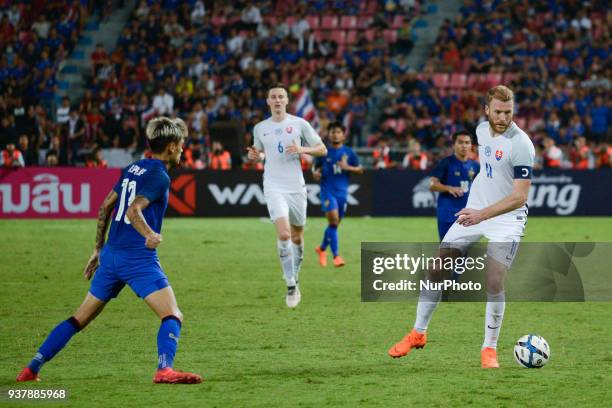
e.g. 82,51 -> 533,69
513,334 -> 550,368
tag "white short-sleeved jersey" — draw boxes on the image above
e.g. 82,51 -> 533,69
467,121 -> 535,218
253,114 -> 322,193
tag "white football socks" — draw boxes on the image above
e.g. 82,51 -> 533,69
414,287 -> 442,333
482,291 -> 505,349
278,239 -> 295,287
292,243 -> 304,284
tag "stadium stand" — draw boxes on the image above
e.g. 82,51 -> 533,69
0,0 -> 609,169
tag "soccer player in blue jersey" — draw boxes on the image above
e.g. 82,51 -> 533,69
17,117 -> 202,384
430,131 -> 480,241
313,122 -> 363,267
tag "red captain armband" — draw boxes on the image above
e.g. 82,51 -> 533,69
514,166 -> 532,179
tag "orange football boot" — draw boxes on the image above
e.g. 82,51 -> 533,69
153,368 -> 203,384
315,246 -> 328,267
333,255 -> 345,267
481,347 -> 500,368
388,329 -> 427,358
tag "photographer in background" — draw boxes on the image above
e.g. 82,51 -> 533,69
208,141 -> 232,170
0,140 -> 25,168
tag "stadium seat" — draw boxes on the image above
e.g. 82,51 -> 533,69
432,73 -> 450,88
357,16 -> 373,29
449,73 -> 467,89
335,45 -> 347,58
313,30 -> 324,41
340,16 -> 357,30
485,73 -> 503,86
383,29 -> 398,43
364,29 -> 376,42
211,15 -> 226,27
366,1 -> 378,14
514,117 -> 527,129
394,118 -> 407,135
503,73 -> 518,84
285,16 -> 296,28
346,30 -> 358,44
331,30 -> 347,45
391,15 -> 404,29
307,59 -> 316,72
414,19 -> 428,28
321,15 -> 339,30
306,15 -> 320,30
466,73 -> 484,88
527,117 -> 544,132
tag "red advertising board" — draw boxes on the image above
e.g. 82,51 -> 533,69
0,168 -> 120,218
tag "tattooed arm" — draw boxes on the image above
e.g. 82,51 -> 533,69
126,196 -> 162,249
83,190 -> 118,280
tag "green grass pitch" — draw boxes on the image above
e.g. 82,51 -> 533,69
1,217 -> 611,407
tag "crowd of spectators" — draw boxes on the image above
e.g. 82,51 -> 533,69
1,0 -> 609,171
376,0 -> 610,170
0,0 -> 98,167
1,0 -> 422,169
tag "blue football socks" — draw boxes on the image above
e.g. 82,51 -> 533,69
28,317 -> 81,373
157,316 -> 181,370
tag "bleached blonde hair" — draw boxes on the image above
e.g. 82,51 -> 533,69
146,117 -> 184,153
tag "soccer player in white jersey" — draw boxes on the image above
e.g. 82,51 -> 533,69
247,84 -> 327,308
388,85 -> 535,368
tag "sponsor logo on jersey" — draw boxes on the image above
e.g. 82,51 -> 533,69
495,150 -> 503,161
485,146 -> 492,157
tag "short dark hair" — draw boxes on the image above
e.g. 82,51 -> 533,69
267,83 -> 288,97
452,131 -> 472,144
328,122 -> 345,133
146,117 -> 184,153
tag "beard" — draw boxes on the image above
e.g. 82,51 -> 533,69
489,119 -> 510,134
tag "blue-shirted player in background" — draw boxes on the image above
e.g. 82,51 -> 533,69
17,117 -> 202,384
430,131 -> 480,241
313,122 -> 363,267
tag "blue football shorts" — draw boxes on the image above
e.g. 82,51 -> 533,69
89,245 -> 169,301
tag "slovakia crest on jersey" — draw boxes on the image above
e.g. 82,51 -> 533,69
286,126 -> 293,134
495,150 -> 503,161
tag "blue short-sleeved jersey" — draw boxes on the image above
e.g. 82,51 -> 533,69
431,155 -> 479,223
90,159 -> 171,301
316,146 -> 360,197
107,159 -> 170,251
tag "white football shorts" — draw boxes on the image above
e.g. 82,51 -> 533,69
265,190 -> 307,226
441,214 -> 526,269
